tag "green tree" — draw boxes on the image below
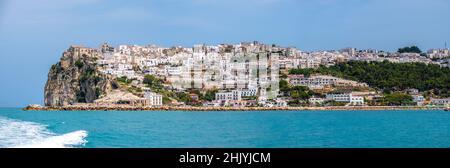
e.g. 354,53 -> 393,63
75,60 -> 84,68
143,74 -> 163,90
398,46 -> 422,53
203,89 -> 218,101
175,92 -> 191,103
289,68 -> 314,77
279,79 -> 290,92
382,93 -> 414,106
117,76 -> 131,84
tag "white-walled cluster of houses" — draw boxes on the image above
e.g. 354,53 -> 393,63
67,42 -> 450,107
97,42 -> 281,103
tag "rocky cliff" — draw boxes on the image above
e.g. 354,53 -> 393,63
44,46 -> 117,106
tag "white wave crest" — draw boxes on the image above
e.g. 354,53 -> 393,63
0,117 -> 88,148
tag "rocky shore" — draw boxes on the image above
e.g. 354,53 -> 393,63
23,104 -> 442,111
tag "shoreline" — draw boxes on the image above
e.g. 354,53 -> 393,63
23,105 -> 444,111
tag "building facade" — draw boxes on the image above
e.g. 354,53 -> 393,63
144,91 -> 163,107
326,93 -> 364,105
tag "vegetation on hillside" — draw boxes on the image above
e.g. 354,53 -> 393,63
289,61 -> 450,97
280,79 -> 316,106
117,76 -> 132,84
380,93 -> 414,106
141,74 -> 220,105
202,89 -> 219,101
143,74 -> 164,91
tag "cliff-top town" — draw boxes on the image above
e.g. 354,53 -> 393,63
37,41 -> 450,110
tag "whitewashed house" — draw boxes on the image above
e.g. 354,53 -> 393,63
431,98 -> 450,106
215,90 -> 242,101
144,91 -> 163,107
309,97 -> 324,105
326,93 -> 364,105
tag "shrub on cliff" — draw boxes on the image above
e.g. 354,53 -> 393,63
143,74 -> 163,90
75,60 -> 84,68
117,76 -> 132,84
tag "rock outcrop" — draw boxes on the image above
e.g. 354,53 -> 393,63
44,46 -> 117,106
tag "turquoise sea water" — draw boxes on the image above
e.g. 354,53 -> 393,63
0,108 -> 449,148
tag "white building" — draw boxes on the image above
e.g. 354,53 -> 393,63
215,90 -> 242,101
431,98 -> 450,106
144,91 -> 163,107
307,75 -> 339,88
412,95 -> 425,106
166,66 -> 182,76
240,88 -> 258,97
349,96 -> 364,105
309,97 -> 324,105
274,98 -> 288,107
289,74 -> 366,89
288,74 -> 306,86
412,95 -> 425,102
427,49 -> 450,59
202,101 -> 221,107
326,93 -> 364,105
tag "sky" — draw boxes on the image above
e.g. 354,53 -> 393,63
0,0 -> 449,107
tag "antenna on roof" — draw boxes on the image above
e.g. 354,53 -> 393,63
445,42 -> 447,49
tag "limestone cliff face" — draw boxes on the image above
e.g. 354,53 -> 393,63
44,46 -> 116,106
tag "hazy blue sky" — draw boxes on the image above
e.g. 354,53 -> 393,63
0,0 -> 450,107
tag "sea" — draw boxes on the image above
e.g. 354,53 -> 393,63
0,108 -> 449,148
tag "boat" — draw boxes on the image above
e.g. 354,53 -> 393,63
445,107 -> 450,111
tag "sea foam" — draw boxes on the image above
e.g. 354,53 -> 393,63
0,117 -> 88,148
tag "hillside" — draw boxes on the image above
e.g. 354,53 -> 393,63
289,61 -> 450,97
